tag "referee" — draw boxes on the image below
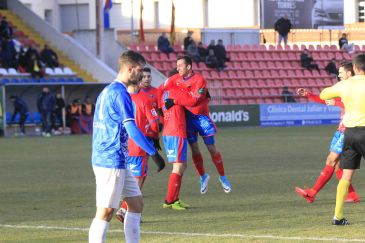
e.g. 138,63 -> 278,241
320,53 -> 365,226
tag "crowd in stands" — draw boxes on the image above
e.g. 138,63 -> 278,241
0,16 -> 60,78
9,88 -> 95,136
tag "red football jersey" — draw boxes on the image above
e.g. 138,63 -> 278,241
140,86 -> 158,109
158,83 -> 199,137
166,72 -> 210,115
128,90 -> 159,156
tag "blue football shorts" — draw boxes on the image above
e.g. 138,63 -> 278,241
186,113 -> 216,145
329,130 -> 344,154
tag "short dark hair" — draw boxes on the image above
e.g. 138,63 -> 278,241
353,54 -> 365,72
177,55 -> 192,66
339,61 -> 354,76
10,95 -> 16,99
118,51 -> 146,70
143,67 -> 151,73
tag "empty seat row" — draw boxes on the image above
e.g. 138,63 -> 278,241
45,67 -> 76,76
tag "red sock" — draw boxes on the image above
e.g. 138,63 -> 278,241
165,173 -> 181,204
336,168 -> 356,193
173,174 -> 183,202
312,165 -> 335,193
211,152 -> 225,176
192,153 -> 205,176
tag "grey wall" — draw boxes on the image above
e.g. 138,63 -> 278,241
201,28 -> 260,46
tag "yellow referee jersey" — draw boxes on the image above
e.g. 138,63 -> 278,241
320,75 -> 365,127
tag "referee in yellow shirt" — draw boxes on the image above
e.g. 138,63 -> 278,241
320,53 -> 365,225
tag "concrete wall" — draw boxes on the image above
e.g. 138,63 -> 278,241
8,0 -> 117,83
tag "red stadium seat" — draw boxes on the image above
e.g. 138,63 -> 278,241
248,79 -> 258,87
257,79 -> 267,87
236,70 -> 245,78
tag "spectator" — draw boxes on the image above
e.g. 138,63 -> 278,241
53,93 -> 65,133
207,40 -> 215,53
0,16 -> 12,39
274,15 -> 292,45
40,44 -> 59,68
9,95 -> 29,135
37,87 -> 55,137
281,86 -> 296,103
205,49 -> 225,71
183,31 -> 193,51
197,42 -> 208,59
186,41 -> 201,64
338,33 -> 354,53
0,36 -> 17,68
82,96 -> 95,117
215,39 -> 229,65
157,33 -> 174,55
66,98 -> 82,134
325,58 -> 339,77
17,47 -> 27,73
26,52 -> 44,78
300,49 -> 319,71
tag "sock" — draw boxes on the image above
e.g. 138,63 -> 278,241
335,179 -> 350,220
192,153 -> 205,176
88,218 -> 109,243
165,173 -> 181,204
124,212 -> 141,243
173,174 -> 183,202
311,165 -> 335,193
336,168 -> 356,194
211,152 -> 225,176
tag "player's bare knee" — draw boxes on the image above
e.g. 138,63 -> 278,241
189,142 -> 200,154
95,208 -> 114,221
325,152 -> 340,167
125,196 -> 144,213
206,144 -> 217,155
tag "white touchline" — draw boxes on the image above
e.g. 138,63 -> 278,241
1,224 -> 365,242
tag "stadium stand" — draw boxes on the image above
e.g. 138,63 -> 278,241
129,42 -> 352,105
0,10 -> 93,83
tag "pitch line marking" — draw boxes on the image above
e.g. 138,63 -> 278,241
1,224 -> 365,242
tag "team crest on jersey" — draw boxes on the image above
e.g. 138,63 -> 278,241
151,108 -> 157,117
150,94 -> 155,98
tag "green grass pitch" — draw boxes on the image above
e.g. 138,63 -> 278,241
1,126 -> 365,242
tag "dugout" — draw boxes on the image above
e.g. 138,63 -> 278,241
0,82 -> 109,136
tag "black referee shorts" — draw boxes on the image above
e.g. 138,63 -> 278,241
341,127 -> 365,169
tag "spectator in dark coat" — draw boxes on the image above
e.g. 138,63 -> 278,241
10,95 -> 29,135
215,39 -> 229,64
0,16 -> 13,39
53,93 -> 65,132
205,49 -> 225,71
17,47 -> 28,73
1,37 -> 17,68
157,33 -> 174,55
207,40 -> 216,53
40,44 -> 59,68
274,15 -> 292,45
183,31 -> 193,51
281,86 -> 296,103
197,42 -> 208,59
186,41 -> 201,64
37,87 -> 55,136
325,58 -> 339,76
300,49 -> 319,71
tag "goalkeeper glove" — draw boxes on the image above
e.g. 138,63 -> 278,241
165,98 -> 175,109
151,152 -> 165,172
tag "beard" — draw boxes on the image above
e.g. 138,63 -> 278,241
126,72 -> 143,86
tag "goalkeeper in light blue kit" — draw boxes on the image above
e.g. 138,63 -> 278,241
89,51 -> 165,243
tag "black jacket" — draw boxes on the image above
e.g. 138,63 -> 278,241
274,18 -> 292,36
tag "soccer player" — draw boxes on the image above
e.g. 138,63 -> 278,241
89,51 -> 164,243
320,54 -> 365,225
295,61 -> 360,203
115,76 -> 161,223
140,67 -> 158,109
158,76 -> 200,210
165,55 -> 231,194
